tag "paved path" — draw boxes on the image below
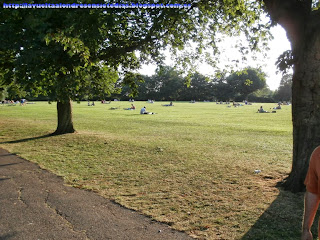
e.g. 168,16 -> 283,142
0,148 -> 193,240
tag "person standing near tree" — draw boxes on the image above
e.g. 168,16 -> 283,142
301,146 -> 320,240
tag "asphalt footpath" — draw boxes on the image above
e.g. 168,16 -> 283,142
0,148 -> 193,240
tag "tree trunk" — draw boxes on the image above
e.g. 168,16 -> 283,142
282,27 -> 320,192
263,0 -> 320,192
53,99 -> 76,135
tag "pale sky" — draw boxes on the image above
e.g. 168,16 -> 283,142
139,25 -> 291,91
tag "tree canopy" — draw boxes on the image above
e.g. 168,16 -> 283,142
0,1 -> 271,100
119,66 -> 267,101
225,67 -> 267,100
274,74 -> 292,102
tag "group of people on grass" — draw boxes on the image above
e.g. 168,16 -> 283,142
122,101 -> 174,114
1,99 -> 27,106
257,103 -> 284,113
104,100 -> 288,115
88,101 -> 95,106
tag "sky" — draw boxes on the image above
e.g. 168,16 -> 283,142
139,25 -> 292,91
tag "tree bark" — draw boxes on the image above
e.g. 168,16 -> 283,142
53,99 -> 76,135
283,26 -> 320,192
263,0 -> 320,192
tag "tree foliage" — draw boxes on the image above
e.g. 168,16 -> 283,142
274,74 -> 292,102
118,66 -> 266,101
225,67 -> 267,100
0,1 -> 271,103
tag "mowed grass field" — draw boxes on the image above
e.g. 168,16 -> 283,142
0,101 -> 309,239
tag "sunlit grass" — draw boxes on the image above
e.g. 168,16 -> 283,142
0,101 -> 305,239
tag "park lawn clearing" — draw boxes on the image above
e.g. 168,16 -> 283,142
0,101 -> 307,239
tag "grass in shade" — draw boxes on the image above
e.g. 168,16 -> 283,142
0,101 -> 307,239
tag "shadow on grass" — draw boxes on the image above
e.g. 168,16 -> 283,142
0,177 -> 11,181
241,188 -> 315,240
0,162 -> 21,167
0,134 -> 53,144
0,233 -> 16,240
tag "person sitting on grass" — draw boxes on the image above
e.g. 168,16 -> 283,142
140,106 -> 155,114
124,104 -> 136,110
258,106 -> 268,113
273,103 -> 282,110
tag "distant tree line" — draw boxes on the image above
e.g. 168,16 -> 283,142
118,66 -> 292,103
0,66 -> 292,103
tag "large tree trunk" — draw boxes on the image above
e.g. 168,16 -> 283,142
53,99 -> 75,135
283,28 -> 320,192
263,0 -> 320,192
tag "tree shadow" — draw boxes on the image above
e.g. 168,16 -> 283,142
0,162 -> 22,167
0,153 -> 16,157
0,232 -> 16,240
241,187 -> 317,240
0,134 -> 53,145
0,177 -> 11,181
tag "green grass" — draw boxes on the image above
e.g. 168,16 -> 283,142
0,101 -> 308,239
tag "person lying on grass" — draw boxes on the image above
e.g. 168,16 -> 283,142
162,101 -> 173,107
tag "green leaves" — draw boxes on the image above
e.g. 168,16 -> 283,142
225,67 -> 267,99
1,0 -> 274,103
275,50 -> 294,74
244,79 -> 253,86
45,31 -> 90,62
122,72 -> 144,98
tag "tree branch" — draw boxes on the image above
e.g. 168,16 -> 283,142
262,0 -> 311,50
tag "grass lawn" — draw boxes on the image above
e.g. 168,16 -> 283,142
0,101 -> 309,239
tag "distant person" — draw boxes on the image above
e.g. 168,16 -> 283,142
140,106 -> 147,114
124,104 -> 135,110
273,105 -> 281,110
140,106 -> 155,114
20,99 -> 26,106
162,101 -> 173,107
258,106 -> 268,113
